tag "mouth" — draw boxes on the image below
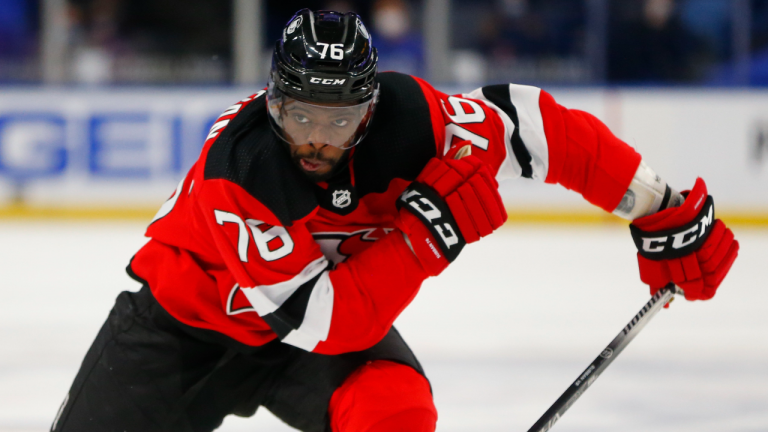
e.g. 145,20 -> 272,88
299,158 -> 327,172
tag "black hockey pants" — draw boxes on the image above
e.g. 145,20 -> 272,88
50,285 -> 425,432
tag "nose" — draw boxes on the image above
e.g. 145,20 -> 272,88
308,141 -> 327,151
307,125 -> 332,148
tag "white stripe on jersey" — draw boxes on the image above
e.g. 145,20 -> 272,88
240,256 -> 328,316
464,84 -> 549,181
281,271 -> 335,351
508,84 -> 548,180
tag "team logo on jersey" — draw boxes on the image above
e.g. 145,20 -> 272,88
227,284 -> 255,315
287,16 -> 303,35
357,18 -> 369,39
314,228 -> 393,264
332,189 -> 352,208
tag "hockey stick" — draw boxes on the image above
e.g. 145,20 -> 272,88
527,283 -> 680,432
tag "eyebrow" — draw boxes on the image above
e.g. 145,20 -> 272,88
285,106 -> 357,120
284,106 -> 312,114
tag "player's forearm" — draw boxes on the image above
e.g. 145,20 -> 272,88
313,230 -> 428,355
612,160 -> 685,220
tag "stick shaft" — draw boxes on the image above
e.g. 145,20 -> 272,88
527,284 -> 677,432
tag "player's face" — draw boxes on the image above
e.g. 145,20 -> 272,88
286,137 -> 347,182
281,100 -> 367,181
281,100 -> 367,149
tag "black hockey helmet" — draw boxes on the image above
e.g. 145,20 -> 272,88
267,9 -> 379,149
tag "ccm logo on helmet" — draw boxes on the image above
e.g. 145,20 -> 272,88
310,77 -> 346,85
631,197 -> 715,260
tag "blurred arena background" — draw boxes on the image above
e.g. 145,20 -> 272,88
0,0 -> 766,431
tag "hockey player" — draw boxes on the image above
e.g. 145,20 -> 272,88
51,9 -> 739,432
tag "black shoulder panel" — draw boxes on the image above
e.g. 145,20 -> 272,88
481,84 -> 533,179
352,72 -> 437,197
203,93 -> 318,226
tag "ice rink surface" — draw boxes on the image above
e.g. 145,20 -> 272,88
0,221 -> 766,432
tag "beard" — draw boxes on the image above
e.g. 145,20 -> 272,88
289,145 -> 348,182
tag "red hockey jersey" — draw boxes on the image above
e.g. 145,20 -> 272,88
129,72 -> 641,355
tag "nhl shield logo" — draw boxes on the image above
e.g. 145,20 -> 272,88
332,189 -> 352,208
320,184 -> 358,215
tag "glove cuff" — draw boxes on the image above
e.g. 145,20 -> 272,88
630,196 -> 715,260
397,182 -> 466,262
